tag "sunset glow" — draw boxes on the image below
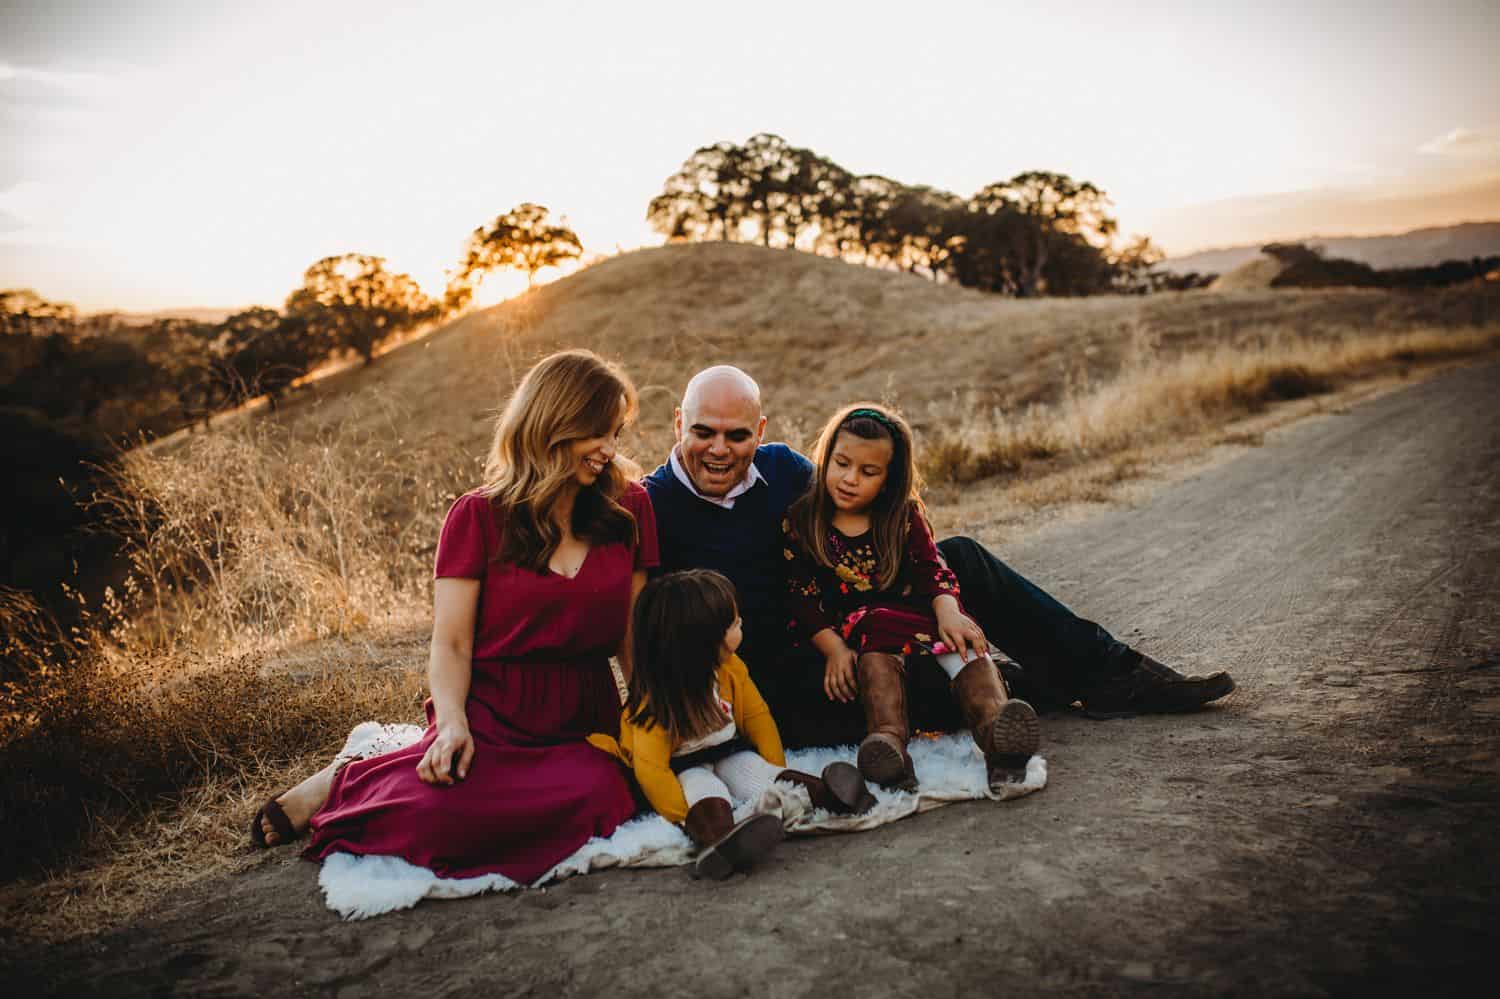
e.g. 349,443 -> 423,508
3,0 -> 1497,311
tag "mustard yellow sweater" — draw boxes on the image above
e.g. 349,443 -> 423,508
588,654 -> 786,824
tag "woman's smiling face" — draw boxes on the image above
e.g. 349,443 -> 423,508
569,402 -> 626,486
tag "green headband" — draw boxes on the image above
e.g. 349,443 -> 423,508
844,407 -> 898,432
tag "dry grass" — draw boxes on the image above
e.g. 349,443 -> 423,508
0,626 -> 430,942
97,410 -> 477,652
3,243 -> 1499,946
920,325 -> 1500,485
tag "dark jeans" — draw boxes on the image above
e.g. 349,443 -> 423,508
936,535 -> 1133,710
756,536 -> 1133,749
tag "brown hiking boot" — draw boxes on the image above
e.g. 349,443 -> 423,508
778,763 -> 877,815
682,797 -> 783,880
953,656 -> 1041,791
855,652 -> 917,791
1081,653 -> 1236,719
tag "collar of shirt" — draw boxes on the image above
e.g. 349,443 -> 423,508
668,446 -> 764,509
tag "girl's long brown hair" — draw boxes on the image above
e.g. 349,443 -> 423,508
481,349 -> 638,570
626,570 -> 738,743
787,401 -> 925,592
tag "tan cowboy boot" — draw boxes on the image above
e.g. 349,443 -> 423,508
682,797 -> 784,880
855,652 -> 917,791
952,655 -> 1040,792
777,763 -> 877,815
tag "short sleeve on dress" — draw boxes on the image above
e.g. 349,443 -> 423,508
620,481 -> 660,571
434,492 -> 491,579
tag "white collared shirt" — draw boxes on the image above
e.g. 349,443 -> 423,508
669,446 -> 764,509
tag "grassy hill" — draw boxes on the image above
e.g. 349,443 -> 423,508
279,242 -> 1498,466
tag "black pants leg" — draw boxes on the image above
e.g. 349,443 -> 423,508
750,642 -> 868,750
749,642 -> 967,748
937,536 -> 1134,708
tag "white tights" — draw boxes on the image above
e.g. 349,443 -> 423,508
677,750 -> 784,807
934,651 -> 968,679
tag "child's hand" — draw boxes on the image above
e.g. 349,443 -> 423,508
823,647 -> 858,703
935,602 -> 987,663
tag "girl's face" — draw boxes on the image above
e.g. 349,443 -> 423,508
825,430 -> 893,514
567,410 -> 626,486
721,614 -> 743,660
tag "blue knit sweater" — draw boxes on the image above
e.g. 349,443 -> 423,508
641,443 -> 814,664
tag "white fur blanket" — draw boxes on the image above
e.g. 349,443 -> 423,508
318,722 -> 1047,919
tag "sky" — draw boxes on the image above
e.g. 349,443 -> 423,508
2,0 -> 1498,312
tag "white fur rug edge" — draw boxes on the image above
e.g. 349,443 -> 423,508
317,723 -> 1047,920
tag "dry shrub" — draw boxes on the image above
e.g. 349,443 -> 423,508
96,416 -> 474,652
923,325 -> 1499,484
1,412 -> 468,881
0,636 -> 427,880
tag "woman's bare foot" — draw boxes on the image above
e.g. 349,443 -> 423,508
258,762 -> 339,846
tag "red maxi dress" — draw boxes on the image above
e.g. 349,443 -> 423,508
303,482 -> 658,883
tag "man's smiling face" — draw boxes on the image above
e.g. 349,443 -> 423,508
674,370 -> 767,498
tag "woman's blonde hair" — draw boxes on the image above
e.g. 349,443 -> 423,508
481,349 -> 638,570
787,401 -> 925,591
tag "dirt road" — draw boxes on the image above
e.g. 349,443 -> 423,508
13,360 -> 1500,997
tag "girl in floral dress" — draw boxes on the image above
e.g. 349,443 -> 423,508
781,403 -> 1040,793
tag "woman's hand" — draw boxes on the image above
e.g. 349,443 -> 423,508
934,595 -> 987,664
417,720 -> 475,785
822,644 -> 858,703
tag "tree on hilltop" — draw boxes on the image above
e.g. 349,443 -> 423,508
1111,236 -> 1168,294
285,254 -> 436,364
208,307 -> 323,411
648,141 -> 750,242
970,172 -> 1118,296
1,289 -> 77,338
447,203 -> 582,311
646,136 -> 1140,297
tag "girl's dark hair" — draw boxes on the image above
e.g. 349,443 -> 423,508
626,569 -> 738,743
787,401 -> 925,591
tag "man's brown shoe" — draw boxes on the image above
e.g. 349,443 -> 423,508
1081,654 -> 1235,719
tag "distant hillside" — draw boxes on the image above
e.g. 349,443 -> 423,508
1164,221 -> 1500,276
272,243 -> 1498,469
95,307 -> 241,326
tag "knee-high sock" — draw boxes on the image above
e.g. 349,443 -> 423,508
934,651 -> 968,679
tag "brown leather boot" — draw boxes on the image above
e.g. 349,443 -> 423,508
777,763 -> 877,815
682,797 -> 784,880
953,656 -> 1040,792
855,652 -> 917,791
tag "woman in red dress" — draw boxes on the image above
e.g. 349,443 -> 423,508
251,349 -> 656,884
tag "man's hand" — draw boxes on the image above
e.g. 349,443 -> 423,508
934,596 -> 986,664
823,645 -> 858,703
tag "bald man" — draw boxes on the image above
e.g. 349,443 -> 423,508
641,366 -> 1234,747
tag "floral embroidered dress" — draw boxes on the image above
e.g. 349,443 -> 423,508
781,505 -> 962,656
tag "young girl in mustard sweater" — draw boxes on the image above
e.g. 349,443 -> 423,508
591,569 -> 874,880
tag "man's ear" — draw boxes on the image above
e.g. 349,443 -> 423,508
673,407 -> 684,442
755,414 -> 767,445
